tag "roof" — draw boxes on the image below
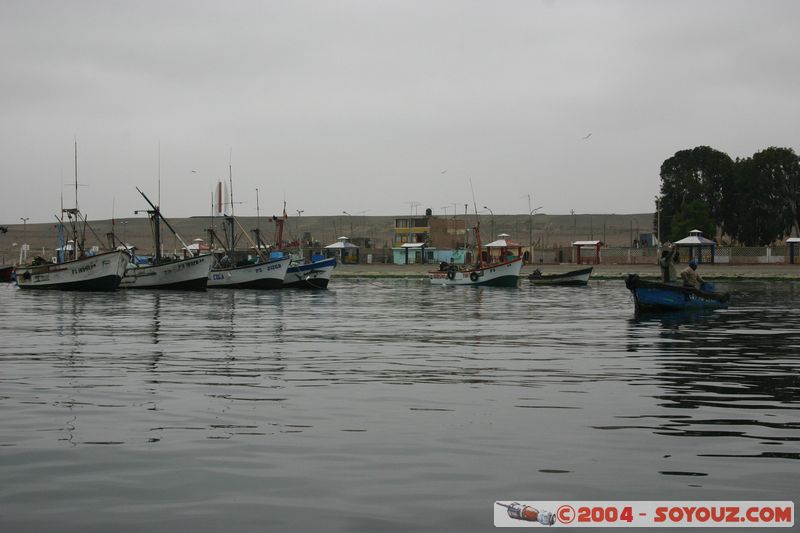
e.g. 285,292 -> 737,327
674,230 -> 716,245
787,237 -> 800,243
325,237 -> 359,249
485,238 -> 523,248
572,240 -> 601,246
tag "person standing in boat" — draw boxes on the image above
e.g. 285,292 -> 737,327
680,258 -> 704,289
658,244 -> 679,283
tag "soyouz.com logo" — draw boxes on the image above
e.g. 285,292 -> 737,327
494,501 -> 794,527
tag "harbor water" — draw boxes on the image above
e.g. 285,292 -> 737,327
0,279 -> 798,531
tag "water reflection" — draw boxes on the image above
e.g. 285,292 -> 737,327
0,280 -> 798,530
620,288 -> 799,469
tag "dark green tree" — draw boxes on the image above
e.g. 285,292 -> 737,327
656,146 -> 733,240
721,149 -> 796,245
669,199 -> 716,242
753,147 -> 800,237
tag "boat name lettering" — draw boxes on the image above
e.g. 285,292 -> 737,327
71,262 -> 97,275
266,263 -> 283,271
177,259 -> 203,270
212,273 -> 225,281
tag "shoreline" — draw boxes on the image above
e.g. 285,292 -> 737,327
331,263 -> 800,280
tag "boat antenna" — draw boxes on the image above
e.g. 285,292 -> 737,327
74,138 -> 79,213
157,140 -> 161,208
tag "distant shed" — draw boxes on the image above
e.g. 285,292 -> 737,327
788,237 -> 800,264
572,240 -> 602,264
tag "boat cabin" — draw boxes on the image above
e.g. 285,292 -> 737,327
484,234 -> 522,264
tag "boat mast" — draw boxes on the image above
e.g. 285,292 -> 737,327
470,179 -> 483,269
227,151 -> 236,251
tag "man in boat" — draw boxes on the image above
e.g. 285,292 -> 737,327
659,244 -> 678,283
679,258 -> 704,289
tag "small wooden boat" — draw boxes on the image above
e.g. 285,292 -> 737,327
528,266 -> 592,286
624,274 -> 730,313
0,264 -> 13,283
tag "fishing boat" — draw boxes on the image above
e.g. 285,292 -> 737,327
429,257 -> 523,287
119,188 -> 213,290
16,142 -> 128,291
0,264 -> 13,283
16,250 -> 129,291
428,205 -> 522,287
624,274 -> 730,313
206,175 -> 290,289
259,208 -> 336,289
283,256 -> 337,289
528,266 -> 593,286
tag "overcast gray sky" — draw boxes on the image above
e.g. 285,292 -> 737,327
2,0 -> 798,223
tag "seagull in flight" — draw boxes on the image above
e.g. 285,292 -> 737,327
582,133 -> 592,140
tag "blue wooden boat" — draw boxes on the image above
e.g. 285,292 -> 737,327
624,274 -> 729,313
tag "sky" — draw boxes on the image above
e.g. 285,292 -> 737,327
1,0 -> 799,224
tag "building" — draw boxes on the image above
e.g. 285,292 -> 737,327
391,210 -> 467,264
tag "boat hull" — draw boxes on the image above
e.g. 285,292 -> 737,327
0,265 -> 13,283
625,274 -> 729,313
283,257 -> 336,289
15,251 -> 128,291
208,257 -> 290,289
120,254 -> 213,290
428,258 -> 523,287
529,266 -> 593,286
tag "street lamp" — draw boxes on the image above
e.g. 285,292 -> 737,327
121,220 -> 128,245
483,206 -> 494,239
296,209 -> 304,217
19,217 -> 29,243
342,211 -> 353,236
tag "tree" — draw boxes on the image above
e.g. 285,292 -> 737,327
722,150 -> 795,246
656,146 -> 733,239
669,199 -> 715,242
753,147 -> 800,237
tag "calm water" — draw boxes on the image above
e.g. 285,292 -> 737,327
0,279 -> 798,531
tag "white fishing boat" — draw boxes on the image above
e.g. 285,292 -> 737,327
429,195 -> 522,287
208,256 -> 290,289
206,171 -> 290,289
16,250 -> 129,291
120,188 -> 213,290
16,142 -> 128,291
122,254 -> 214,290
429,257 -> 523,287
